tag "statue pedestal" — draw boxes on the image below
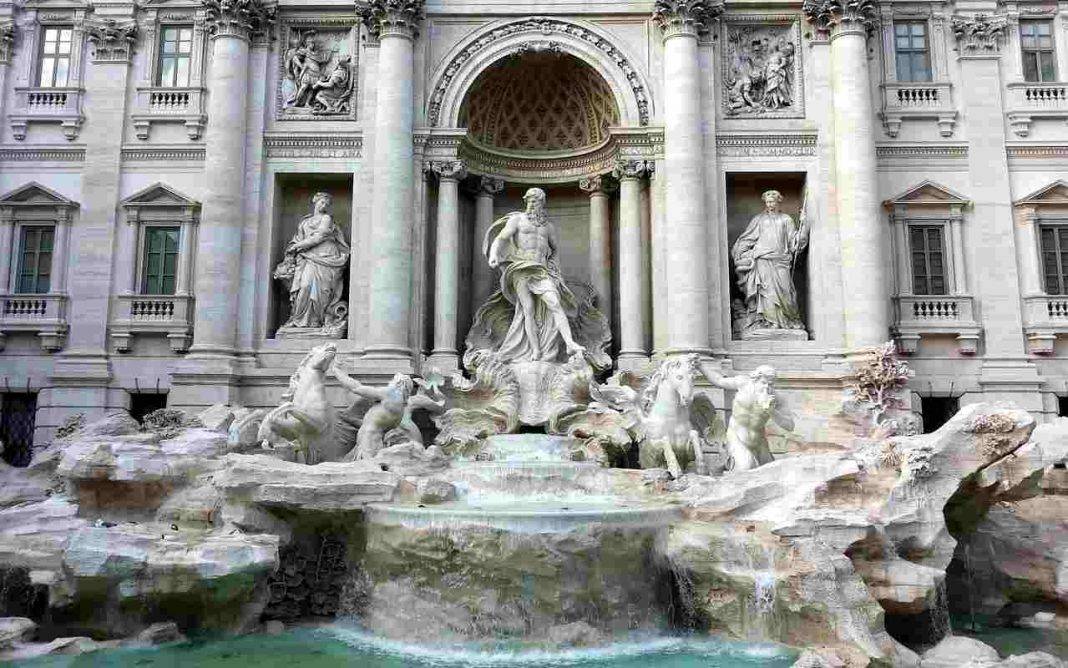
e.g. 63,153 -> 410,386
276,325 -> 346,339
739,328 -> 808,341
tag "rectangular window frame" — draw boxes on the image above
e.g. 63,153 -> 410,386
1039,220 -> 1068,295
1020,19 -> 1057,83
894,20 -> 933,83
37,26 -> 73,88
136,222 -> 181,296
156,25 -> 194,88
908,223 -> 949,296
14,223 -> 55,295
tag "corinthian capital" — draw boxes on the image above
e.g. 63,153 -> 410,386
86,19 -> 138,62
360,0 -> 425,40
201,0 -> 275,41
951,13 -> 1008,54
613,159 -> 655,181
652,0 -> 724,39
426,160 -> 467,181
579,175 -> 617,195
802,0 -> 877,36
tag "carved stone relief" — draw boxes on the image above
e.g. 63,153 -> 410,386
278,22 -> 357,120
722,21 -> 803,119
951,13 -> 1007,54
86,19 -> 138,63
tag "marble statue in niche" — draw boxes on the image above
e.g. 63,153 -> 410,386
731,189 -> 809,339
724,24 -> 799,116
281,28 -> 355,116
273,192 -> 349,338
466,187 -> 608,365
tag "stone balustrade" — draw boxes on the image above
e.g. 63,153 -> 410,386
9,87 -> 84,140
893,294 -> 981,355
879,81 -> 956,137
0,293 -> 69,351
111,294 -> 194,353
1006,82 -> 1068,138
1023,294 -> 1068,355
132,86 -> 206,140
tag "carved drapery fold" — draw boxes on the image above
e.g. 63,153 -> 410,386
427,159 -> 467,181
86,20 -> 138,63
652,0 -> 724,38
360,0 -> 424,40
951,13 -> 1008,54
801,0 -> 877,35
200,0 -> 275,41
613,159 -> 654,180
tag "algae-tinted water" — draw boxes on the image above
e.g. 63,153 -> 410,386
10,627 -> 798,667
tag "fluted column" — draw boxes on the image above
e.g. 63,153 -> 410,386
362,0 -> 424,367
803,0 -> 888,349
471,176 -> 504,313
426,159 -> 467,372
188,0 -> 271,357
653,0 -> 718,356
579,175 -> 615,329
614,160 -> 654,365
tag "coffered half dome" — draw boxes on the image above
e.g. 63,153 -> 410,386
458,52 -> 621,154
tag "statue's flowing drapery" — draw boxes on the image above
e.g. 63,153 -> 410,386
284,215 -> 349,329
731,212 -> 804,330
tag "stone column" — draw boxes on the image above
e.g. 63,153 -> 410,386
0,23 -> 13,149
50,210 -> 70,294
471,176 -> 504,313
187,0 -> 270,358
579,175 -> 615,328
950,13 -> 1040,408
426,159 -> 467,372
803,0 -> 889,350
362,0 -> 424,368
613,160 -> 654,366
653,0 -> 718,356
176,211 -> 197,296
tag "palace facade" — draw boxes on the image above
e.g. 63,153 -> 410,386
0,0 -> 1067,458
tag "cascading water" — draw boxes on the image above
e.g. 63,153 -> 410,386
349,435 -> 684,644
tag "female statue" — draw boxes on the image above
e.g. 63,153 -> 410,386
274,192 -> 349,337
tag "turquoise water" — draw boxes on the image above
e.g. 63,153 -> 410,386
11,626 -> 799,667
951,614 -> 1068,659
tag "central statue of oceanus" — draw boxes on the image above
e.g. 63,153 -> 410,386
465,187 -> 610,368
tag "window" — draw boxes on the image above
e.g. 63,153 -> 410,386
38,27 -> 72,88
1040,224 -> 1068,295
909,225 -> 947,295
141,227 -> 179,295
1021,21 -> 1056,82
0,393 -> 37,468
129,393 -> 168,423
920,395 -> 959,434
895,21 -> 932,82
1059,395 -> 1068,418
16,226 -> 54,294
157,26 -> 193,88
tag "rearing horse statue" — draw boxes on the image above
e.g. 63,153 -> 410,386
636,354 -> 708,477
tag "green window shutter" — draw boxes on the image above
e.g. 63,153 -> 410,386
142,227 -> 180,295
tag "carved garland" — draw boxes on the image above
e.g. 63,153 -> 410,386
86,19 -> 138,62
951,13 -> 1007,53
427,18 -> 651,128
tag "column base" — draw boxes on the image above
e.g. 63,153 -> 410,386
360,345 -> 416,376
425,350 -> 460,375
615,352 -> 651,373
167,354 -> 242,411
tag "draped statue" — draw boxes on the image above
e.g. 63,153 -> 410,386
464,188 -> 610,369
273,192 -> 349,338
731,189 -> 809,339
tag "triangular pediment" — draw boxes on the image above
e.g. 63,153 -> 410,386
121,183 -> 198,208
885,180 -> 970,207
1014,181 -> 1068,206
0,182 -> 77,207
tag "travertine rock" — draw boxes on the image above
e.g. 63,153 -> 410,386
373,443 -> 449,477
999,653 -> 1066,668
212,454 -> 402,513
0,617 -> 36,648
135,621 -> 186,645
415,477 -> 455,504
920,635 -> 1000,667
197,404 -> 238,433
